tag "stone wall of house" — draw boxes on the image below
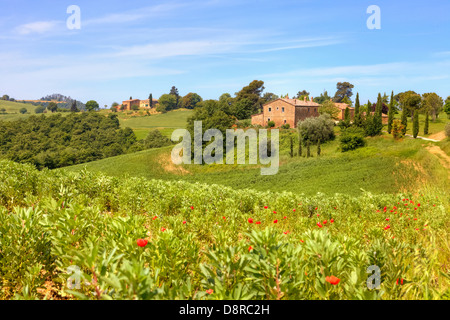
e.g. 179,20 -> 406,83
295,106 -> 320,126
251,113 -> 264,126
261,100 -> 297,128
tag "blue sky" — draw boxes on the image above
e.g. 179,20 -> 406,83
1,0 -> 449,107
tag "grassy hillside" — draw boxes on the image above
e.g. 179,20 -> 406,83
63,131 -> 449,196
0,100 -> 37,120
99,108 -> 193,140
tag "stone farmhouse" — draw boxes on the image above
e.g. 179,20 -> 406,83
120,98 -> 159,111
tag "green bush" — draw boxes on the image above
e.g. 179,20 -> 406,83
340,127 -> 366,152
297,114 -> 335,144
281,123 -> 291,129
143,130 -> 172,149
267,121 -> 275,128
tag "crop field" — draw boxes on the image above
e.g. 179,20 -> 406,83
0,160 -> 448,300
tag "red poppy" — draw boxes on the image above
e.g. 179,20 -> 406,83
152,216 -> 157,220
222,216 -> 226,220
330,219 -> 334,223
315,207 -> 318,210
283,230 -> 290,235
323,220 -> 327,224
386,218 -> 390,221
383,207 -> 387,211
273,211 -> 277,214
283,216 -> 287,219
300,240 -> 304,243
256,221 -> 261,224
273,219 -> 278,223
264,206 -> 268,209
248,218 -> 254,223
137,239 -> 148,247
317,222 -> 323,228
183,221 -> 187,224
190,206 -> 194,210
248,246 -> 253,252
417,203 -> 421,207
206,289 -> 214,294
161,227 -> 166,232
325,276 -> 340,285
293,209 -> 296,212
393,206 -> 397,210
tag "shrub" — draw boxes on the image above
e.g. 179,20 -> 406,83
297,114 -> 335,144
339,127 -> 366,152
35,106 -> 45,114
281,123 -> 290,129
143,130 -> 172,149
392,119 -> 405,140
267,121 -> 275,128
19,108 -> 27,114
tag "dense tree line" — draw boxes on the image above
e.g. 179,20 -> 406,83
0,113 -> 138,169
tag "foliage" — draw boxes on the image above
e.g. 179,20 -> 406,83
142,130 -> 172,149
313,91 -> 332,105
445,122 -> 450,138
400,108 -> 408,135
297,114 -> 335,145
19,108 -> 27,114
392,120 -> 405,140
422,93 -> 443,122
444,96 -> 450,119
318,100 -> 340,120
387,91 -> 395,134
333,82 -> 354,103
281,123 -> 290,130
354,93 -> 362,127
340,127 -> 366,152
267,121 -> 275,128
85,100 -> 99,112
158,94 -> 178,112
0,113 -> 139,169
234,80 -> 265,115
181,93 -> 202,109
423,112 -> 429,135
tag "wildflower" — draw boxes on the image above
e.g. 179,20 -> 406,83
325,276 -> 340,285
330,219 -> 334,223
323,220 -> 327,224
283,216 -> 287,219
273,219 -> 278,224
248,246 -> 253,252
383,207 -> 387,211
264,206 -> 268,209
293,209 -> 296,212
283,230 -> 290,235
190,206 -> 194,210
222,216 -> 226,220
386,218 -> 390,221
273,211 -> 277,214
315,207 -> 318,210
152,216 -> 157,220
317,222 -> 323,228
384,225 -> 391,230
248,218 -> 254,223
161,227 -> 166,232
256,221 -> 261,225
300,240 -> 304,243
417,203 -> 421,207
206,289 -> 213,295
183,221 -> 187,224
137,239 -> 148,247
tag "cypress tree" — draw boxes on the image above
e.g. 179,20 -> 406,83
149,94 -> 153,108
317,139 -> 321,156
306,140 -> 311,158
290,136 -> 294,158
354,93 -> 361,127
298,131 -> 302,157
387,91 -> 394,134
401,107 -> 408,135
413,110 -> 419,138
344,107 -> 350,122
373,93 -> 383,135
424,111 -> 429,135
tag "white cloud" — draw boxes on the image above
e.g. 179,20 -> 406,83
15,21 -> 61,35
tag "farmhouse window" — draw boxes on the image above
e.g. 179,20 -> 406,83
282,107 -> 285,112
284,120 -> 286,124
308,108 -> 310,113
269,107 -> 271,112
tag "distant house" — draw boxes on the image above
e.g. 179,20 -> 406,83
251,96 -> 321,128
120,98 -> 158,111
334,102 -> 355,120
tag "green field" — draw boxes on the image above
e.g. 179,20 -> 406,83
0,100 -> 37,120
63,129 -> 449,196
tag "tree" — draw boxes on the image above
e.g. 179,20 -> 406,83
48,102 -> 58,113
149,94 -> 153,108
0,108 -> 6,114
387,91 -> 394,134
340,127 -> 366,152
317,139 -> 321,156
158,94 -> 177,112
232,98 -> 254,120
413,110 -> 419,138
422,92 -> 443,122
70,100 -> 79,112
392,119 -> 405,140
297,114 -> 335,144
143,130 -> 171,149
85,100 -> 99,112
181,93 -> 203,109
235,80 -> 265,115
319,100 -> 340,120
295,90 -> 310,100
290,137 -> 294,158
399,91 -> 421,121
35,105 -> 45,114
341,96 -> 353,107
19,108 -> 27,114
170,86 -> 180,107
313,91 -> 331,104
298,131 -> 302,157
306,140 -> 311,158
372,93 -> 383,135
333,82 -> 354,103
444,96 -> 450,119
424,111 -> 429,135
354,93 -> 362,127
262,92 -> 279,103
401,107 -> 408,135
1,94 -> 9,101
131,104 -> 139,111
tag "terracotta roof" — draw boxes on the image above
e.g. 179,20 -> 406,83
334,103 -> 353,110
362,111 -> 389,118
279,98 -> 320,107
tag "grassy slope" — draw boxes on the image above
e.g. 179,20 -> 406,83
63,130 -> 449,196
0,100 -> 37,120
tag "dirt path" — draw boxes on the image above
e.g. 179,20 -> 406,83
427,131 -> 446,141
426,145 -> 450,169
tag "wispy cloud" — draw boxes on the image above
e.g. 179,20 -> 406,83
15,21 -> 61,35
